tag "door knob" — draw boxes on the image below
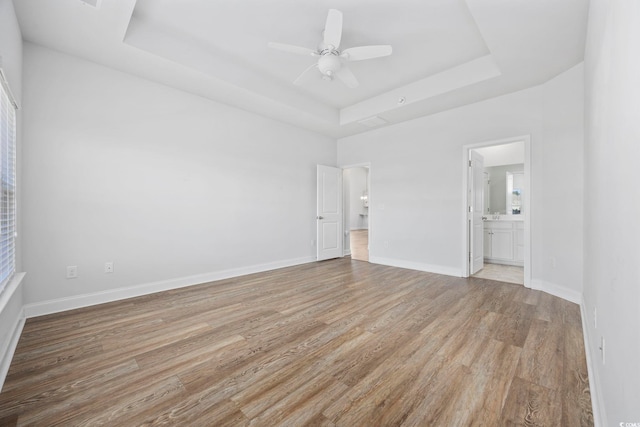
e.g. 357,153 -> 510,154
317,216 -> 324,220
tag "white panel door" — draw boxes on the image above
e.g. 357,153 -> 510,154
317,165 -> 343,261
470,151 -> 485,274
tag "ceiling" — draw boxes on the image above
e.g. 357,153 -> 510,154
13,0 -> 589,138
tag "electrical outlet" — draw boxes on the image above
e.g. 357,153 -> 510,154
104,262 -> 114,273
66,265 -> 78,279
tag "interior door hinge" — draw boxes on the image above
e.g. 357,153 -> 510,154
469,160 -> 472,167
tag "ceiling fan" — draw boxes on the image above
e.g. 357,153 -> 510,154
268,9 -> 392,88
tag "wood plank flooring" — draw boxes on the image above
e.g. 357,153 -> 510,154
0,258 -> 593,426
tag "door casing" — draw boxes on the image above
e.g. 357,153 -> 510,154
341,162 -> 372,259
469,150 -> 485,274
461,135 -> 531,287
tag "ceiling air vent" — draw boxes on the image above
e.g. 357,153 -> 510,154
80,0 -> 101,8
358,116 -> 388,128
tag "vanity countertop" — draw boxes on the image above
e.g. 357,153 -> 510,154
483,215 -> 524,221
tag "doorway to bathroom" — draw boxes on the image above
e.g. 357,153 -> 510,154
343,165 -> 370,262
462,136 -> 531,286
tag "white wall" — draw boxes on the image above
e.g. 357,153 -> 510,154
535,62 -> 585,299
583,0 -> 640,424
0,0 -> 24,389
21,43 -> 336,312
338,63 -> 584,297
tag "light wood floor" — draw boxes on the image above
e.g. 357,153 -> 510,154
0,259 -> 593,426
473,262 -> 525,285
349,229 -> 368,262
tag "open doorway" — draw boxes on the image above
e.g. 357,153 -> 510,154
462,136 -> 531,287
343,165 -> 370,262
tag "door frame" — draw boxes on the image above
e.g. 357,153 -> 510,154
461,135 -> 531,287
341,162 -> 372,258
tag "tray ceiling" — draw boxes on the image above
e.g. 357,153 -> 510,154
14,0 -> 589,137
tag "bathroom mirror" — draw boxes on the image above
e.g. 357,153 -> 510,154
506,171 -> 524,214
484,164 -> 524,214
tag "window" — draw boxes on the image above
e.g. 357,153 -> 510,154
0,69 -> 17,293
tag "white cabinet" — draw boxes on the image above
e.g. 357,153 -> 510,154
483,228 -> 492,257
491,228 -> 514,260
484,220 -> 523,266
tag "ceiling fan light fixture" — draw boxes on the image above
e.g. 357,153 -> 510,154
318,55 -> 341,77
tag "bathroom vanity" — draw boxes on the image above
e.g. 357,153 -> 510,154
483,216 -> 524,266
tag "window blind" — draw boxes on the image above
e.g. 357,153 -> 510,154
0,69 -> 17,293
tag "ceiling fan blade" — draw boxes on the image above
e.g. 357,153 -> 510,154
341,45 -> 393,61
323,9 -> 343,49
293,63 -> 319,86
268,42 -> 317,57
335,66 -> 359,88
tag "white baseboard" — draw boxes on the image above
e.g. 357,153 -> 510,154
24,256 -> 316,319
530,279 -> 581,304
580,297 -> 605,427
369,256 -> 462,278
0,307 -> 25,392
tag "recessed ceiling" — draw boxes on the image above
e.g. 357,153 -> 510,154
13,0 -> 589,137
126,0 -> 489,109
